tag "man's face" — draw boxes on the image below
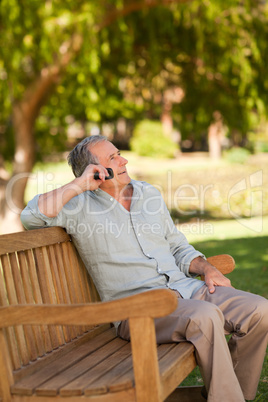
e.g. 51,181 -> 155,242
89,140 -> 131,190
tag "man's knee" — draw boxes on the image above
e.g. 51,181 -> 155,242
254,296 -> 268,328
185,302 -> 225,342
195,301 -> 224,324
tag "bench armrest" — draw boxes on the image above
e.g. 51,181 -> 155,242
0,289 -> 177,328
0,289 -> 178,401
206,254 -> 235,275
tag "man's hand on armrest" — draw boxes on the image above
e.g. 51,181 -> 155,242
189,256 -> 233,294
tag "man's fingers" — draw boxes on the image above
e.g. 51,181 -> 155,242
206,279 -> 216,294
208,284 -> 215,293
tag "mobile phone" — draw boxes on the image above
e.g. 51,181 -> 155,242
94,168 -> 114,180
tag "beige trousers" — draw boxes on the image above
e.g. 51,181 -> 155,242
118,285 -> 268,402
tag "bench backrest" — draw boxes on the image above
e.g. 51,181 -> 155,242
0,227 -> 100,371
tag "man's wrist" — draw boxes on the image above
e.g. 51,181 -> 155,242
189,256 -> 211,276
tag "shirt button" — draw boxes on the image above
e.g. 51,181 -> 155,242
138,233 -> 141,236
147,254 -> 150,257
110,198 -> 113,201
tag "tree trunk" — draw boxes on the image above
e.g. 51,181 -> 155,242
0,35 -> 83,234
208,111 -> 224,160
1,106 -> 36,233
0,68 -> 61,234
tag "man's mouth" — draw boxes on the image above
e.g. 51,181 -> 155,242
118,170 -> 126,176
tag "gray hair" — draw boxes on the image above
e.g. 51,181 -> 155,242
67,135 -> 107,177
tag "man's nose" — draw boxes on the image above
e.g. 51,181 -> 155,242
119,156 -> 128,165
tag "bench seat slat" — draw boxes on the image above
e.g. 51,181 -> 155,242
11,328 -> 117,396
60,341 -> 131,397
160,342 -> 197,400
37,337 -> 128,397
85,351 -> 134,395
11,335 -> 197,399
90,343 -> 177,395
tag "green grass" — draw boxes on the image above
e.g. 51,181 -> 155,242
179,219 -> 268,401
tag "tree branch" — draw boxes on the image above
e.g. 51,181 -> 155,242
97,0 -> 193,31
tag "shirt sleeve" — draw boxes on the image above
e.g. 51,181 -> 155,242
162,203 -> 206,277
20,194 -> 67,230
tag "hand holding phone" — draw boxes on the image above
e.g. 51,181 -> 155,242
94,168 -> 114,181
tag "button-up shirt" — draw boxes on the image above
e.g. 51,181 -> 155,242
21,180 -> 205,315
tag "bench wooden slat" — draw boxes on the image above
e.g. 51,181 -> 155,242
47,245 -> 73,343
37,337 -> 128,397
102,343 -> 176,395
24,248 -> 53,355
61,242 -> 88,334
0,227 -> 70,255
11,328 -> 117,396
53,243 -> 78,340
59,242 -> 87,336
0,257 -> 21,370
159,342 -> 196,400
9,252 -> 39,362
84,343 -> 133,396
66,242 -> 97,329
17,251 -> 45,359
1,254 -> 29,367
85,348 -> 134,395
33,247 -> 65,349
12,324 -> 111,383
60,341 -> 131,397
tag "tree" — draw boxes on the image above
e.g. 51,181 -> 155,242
172,0 -> 268,153
0,0 -> 191,233
117,1 -> 268,153
0,0 -> 267,233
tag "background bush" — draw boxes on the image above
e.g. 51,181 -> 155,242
223,147 -> 251,164
130,120 -> 178,158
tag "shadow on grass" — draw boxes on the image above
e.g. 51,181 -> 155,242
180,236 -> 268,401
169,209 -> 233,223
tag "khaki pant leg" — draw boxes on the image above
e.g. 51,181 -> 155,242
193,285 -> 268,400
118,292 -> 245,402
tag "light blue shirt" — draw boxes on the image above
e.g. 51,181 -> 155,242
21,180 -> 205,310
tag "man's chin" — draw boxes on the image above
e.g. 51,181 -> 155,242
118,173 -> 131,184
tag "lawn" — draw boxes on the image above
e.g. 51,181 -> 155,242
25,151 -> 268,401
182,221 -> 268,401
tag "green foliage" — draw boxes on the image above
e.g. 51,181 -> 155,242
0,0 -> 268,163
130,120 -> 178,158
223,147 -> 251,164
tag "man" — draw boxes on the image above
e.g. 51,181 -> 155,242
21,135 -> 268,402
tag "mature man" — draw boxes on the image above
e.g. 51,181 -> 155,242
21,135 -> 268,402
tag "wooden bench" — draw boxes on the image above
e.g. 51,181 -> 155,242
0,227 -> 235,402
